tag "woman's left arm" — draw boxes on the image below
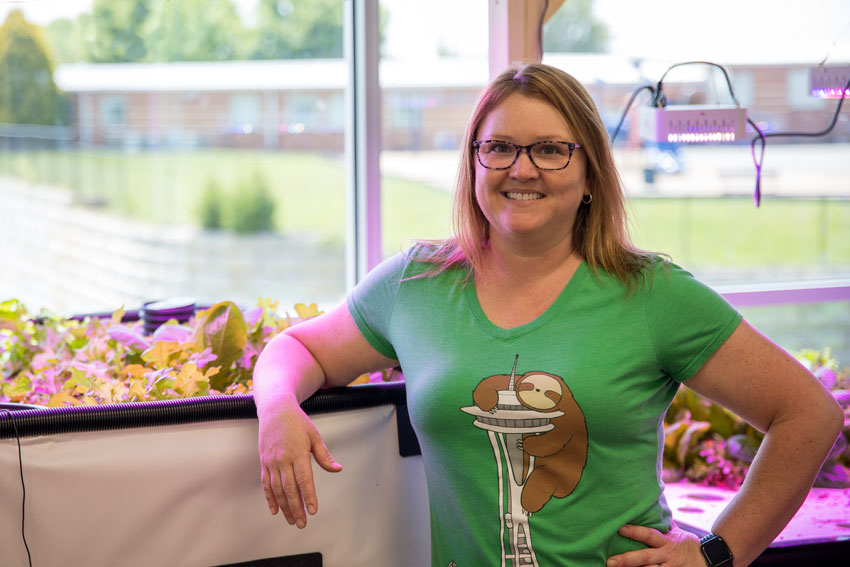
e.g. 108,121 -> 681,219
609,320 -> 844,567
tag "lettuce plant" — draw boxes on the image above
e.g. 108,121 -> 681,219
1,298 -> 394,407
663,347 -> 850,489
2,297 -> 845,489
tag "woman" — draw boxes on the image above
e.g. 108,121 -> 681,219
254,63 -> 843,567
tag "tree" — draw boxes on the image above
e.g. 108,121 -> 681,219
86,0 -> 151,62
0,10 -> 64,125
251,0 -> 344,59
543,0 -> 609,53
144,0 -> 248,62
79,0 -> 247,63
45,18 -> 88,64
36,0 -> 360,64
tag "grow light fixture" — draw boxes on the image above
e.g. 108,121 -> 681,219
809,65 -> 850,98
639,105 -> 747,144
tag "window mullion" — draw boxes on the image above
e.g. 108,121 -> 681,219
487,0 -> 551,79
344,0 -> 382,290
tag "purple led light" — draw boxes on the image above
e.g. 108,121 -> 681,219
808,66 -> 850,99
810,87 -> 850,99
667,132 -> 736,143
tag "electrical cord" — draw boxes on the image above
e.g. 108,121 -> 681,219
0,409 -> 33,567
614,61 -> 755,200
611,61 -> 742,144
615,62 -> 743,147
653,60 -> 743,108
643,60 -> 848,207
748,74 -> 849,207
610,83 -> 655,143
818,20 -> 850,66
759,76 -> 849,139
748,118 -> 767,206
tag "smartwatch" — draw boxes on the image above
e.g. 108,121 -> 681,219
699,533 -> 734,567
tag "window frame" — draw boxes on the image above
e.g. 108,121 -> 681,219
345,0 -> 383,288
350,0 -> 850,308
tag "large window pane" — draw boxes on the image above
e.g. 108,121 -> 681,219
541,0 -> 850,360
740,300 -> 850,364
378,0 -> 489,257
0,0 -> 347,315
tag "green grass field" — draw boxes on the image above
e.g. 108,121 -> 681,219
3,148 -> 849,269
628,197 -> 850,270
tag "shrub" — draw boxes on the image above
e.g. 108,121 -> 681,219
198,179 -> 225,230
231,170 -> 276,234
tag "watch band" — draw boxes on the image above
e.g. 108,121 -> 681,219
699,533 -> 734,567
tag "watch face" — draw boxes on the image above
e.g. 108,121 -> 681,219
701,535 -> 733,565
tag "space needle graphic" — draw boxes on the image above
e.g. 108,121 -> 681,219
461,355 -> 563,567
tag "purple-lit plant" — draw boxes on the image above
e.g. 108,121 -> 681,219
663,348 -> 850,489
2,298 -> 845,490
0,298 -> 396,407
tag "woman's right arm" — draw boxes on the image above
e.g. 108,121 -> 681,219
252,302 -> 398,528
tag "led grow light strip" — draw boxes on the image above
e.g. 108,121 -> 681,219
639,105 -> 747,144
667,132 -> 738,143
809,65 -> 850,99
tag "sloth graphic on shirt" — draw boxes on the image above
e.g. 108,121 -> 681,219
468,369 -> 589,516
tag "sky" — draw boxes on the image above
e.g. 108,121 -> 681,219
593,0 -> 850,63
1,0 -> 849,64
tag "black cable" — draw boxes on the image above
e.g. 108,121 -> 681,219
817,20 -> 850,66
748,118 -> 767,207
654,60 -> 742,107
647,60 -> 764,203
610,83 -> 655,143
762,75 -> 849,139
748,75 -> 849,207
0,409 -> 33,567
657,63 -> 850,207
650,60 -> 848,207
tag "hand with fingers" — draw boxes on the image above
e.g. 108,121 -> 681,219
606,523 -> 705,567
258,397 -> 343,529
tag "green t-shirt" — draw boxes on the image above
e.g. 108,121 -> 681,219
347,245 -> 741,567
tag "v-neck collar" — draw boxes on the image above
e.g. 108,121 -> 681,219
464,260 -> 589,341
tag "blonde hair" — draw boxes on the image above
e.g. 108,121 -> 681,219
419,62 -> 656,286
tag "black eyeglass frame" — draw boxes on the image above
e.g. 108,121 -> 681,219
472,139 -> 582,171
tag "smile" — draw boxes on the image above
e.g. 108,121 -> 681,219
504,192 -> 544,201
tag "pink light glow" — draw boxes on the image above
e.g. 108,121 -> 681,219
667,132 -> 736,143
810,87 -> 850,99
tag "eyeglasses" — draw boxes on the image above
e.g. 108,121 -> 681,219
472,140 -> 582,171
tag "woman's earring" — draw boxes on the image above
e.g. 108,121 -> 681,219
582,193 -> 593,205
